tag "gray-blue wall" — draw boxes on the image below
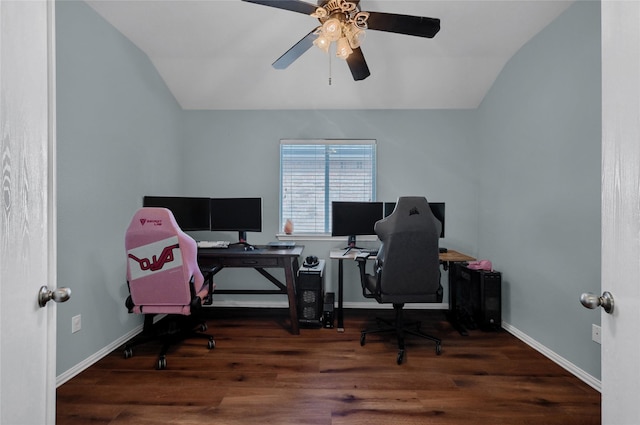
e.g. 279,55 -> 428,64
56,1 -> 601,382
56,0 -> 184,376
476,0 -> 601,379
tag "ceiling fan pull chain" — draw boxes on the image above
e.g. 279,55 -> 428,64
328,45 -> 333,86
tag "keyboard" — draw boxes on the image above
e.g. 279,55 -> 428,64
197,240 -> 230,249
360,249 -> 379,256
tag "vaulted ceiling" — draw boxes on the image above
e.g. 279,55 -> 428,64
86,0 -> 574,110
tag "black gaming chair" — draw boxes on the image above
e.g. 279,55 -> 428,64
357,196 -> 443,364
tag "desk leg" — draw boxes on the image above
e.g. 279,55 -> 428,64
337,258 -> 344,332
284,258 -> 300,335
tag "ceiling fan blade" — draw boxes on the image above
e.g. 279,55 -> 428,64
272,29 -> 319,69
346,47 -> 370,81
241,0 -> 318,15
366,11 -> 440,38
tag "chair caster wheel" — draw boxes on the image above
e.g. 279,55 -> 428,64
200,323 -> 208,332
397,349 -> 405,365
123,347 -> 133,359
360,332 -> 366,346
157,356 -> 167,370
436,344 -> 442,355
208,338 -> 216,350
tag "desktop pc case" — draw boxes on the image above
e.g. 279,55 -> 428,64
323,292 -> 335,329
296,260 -> 325,328
456,265 -> 502,330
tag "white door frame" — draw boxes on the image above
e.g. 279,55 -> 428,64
46,0 -> 58,421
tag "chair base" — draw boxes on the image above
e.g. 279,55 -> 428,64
360,304 -> 442,364
123,314 -> 215,370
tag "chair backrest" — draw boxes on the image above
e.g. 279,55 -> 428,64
125,207 -> 204,313
374,196 -> 441,303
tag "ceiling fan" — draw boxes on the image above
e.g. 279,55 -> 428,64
242,0 -> 440,81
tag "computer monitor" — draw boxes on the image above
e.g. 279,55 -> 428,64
384,201 -> 445,238
331,201 -> 384,250
210,197 -> 262,245
383,201 -> 396,218
142,196 -> 211,231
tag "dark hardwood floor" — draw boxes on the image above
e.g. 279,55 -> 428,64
57,308 -> 600,425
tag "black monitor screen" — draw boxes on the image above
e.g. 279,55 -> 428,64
331,201 -> 384,240
210,198 -> 262,242
384,201 -> 445,238
429,202 -> 445,238
383,202 -> 396,218
142,196 -> 210,231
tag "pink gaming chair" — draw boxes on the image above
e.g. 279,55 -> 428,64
123,207 -> 215,369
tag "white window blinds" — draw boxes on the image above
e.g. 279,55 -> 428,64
280,139 -> 376,234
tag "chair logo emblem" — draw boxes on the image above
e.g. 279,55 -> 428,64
139,218 -> 162,226
128,243 -> 179,272
409,207 -> 420,216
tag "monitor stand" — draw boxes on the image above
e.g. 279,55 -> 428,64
342,235 -> 363,255
230,231 -> 256,251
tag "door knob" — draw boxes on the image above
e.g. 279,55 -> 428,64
580,291 -> 614,314
38,286 -> 71,307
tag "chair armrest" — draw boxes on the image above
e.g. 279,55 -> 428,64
355,255 -> 368,277
355,251 -> 370,260
356,256 -> 380,299
355,256 -> 368,291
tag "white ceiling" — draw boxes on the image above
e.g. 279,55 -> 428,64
85,0 -> 574,110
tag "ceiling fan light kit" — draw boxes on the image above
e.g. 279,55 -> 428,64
310,0 -> 369,58
242,0 -> 440,81
335,37 -> 353,59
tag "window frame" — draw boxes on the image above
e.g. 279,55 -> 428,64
279,139 -> 377,238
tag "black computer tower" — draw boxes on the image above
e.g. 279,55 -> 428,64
457,265 -> 502,330
323,292 -> 335,329
296,260 -> 325,328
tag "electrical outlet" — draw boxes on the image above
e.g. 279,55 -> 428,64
592,324 -> 601,344
72,314 -> 81,333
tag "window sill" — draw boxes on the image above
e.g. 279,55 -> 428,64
275,233 -> 378,242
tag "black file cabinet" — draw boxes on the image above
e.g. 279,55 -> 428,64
296,260 -> 325,328
452,264 -> 502,331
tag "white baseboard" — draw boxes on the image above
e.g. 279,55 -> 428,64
56,325 -> 141,387
56,314 -> 166,387
206,300 -> 448,310
502,321 -> 601,392
206,300 -> 290,308
342,301 -> 449,310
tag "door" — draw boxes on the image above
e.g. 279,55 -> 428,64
0,1 -> 57,424
601,1 -> 640,424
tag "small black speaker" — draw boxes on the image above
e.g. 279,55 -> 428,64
323,292 -> 335,329
296,260 -> 325,328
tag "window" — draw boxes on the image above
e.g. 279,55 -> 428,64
280,139 -> 376,234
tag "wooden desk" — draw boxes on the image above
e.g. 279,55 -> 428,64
329,248 -> 475,332
198,245 -> 304,335
439,250 -> 476,264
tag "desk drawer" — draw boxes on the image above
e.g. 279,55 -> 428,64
217,257 -> 280,267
